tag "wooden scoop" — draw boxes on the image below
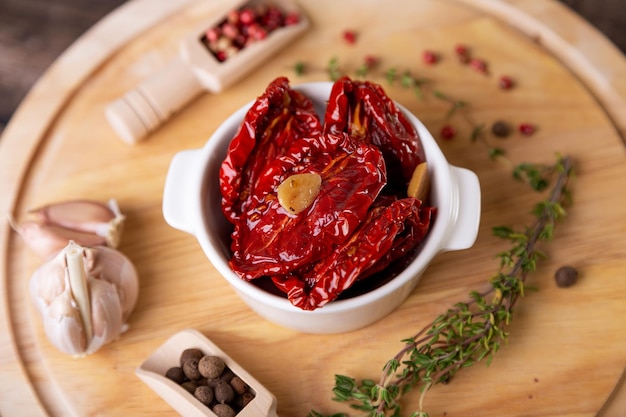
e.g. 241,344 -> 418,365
105,0 -> 309,144
136,328 -> 278,417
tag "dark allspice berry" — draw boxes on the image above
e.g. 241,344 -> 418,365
215,381 -> 235,404
213,403 -> 236,417
183,357 -> 202,380
199,355 -> 226,379
180,348 -> 204,367
491,120 -> 511,138
555,266 -> 578,287
194,385 -> 214,405
165,366 -> 186,384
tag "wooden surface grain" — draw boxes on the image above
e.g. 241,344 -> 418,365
1,0 -> 626,416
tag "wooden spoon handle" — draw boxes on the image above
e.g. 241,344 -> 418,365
105,57 -> 203,144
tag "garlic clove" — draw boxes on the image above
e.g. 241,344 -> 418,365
11,219 -> 107,260
28,199 -> 125,248
65,241 -> 93,344
83,246 -> 139,321
86,279 -> 124,355
42,272 -> 88,356
29,248 -> 67,309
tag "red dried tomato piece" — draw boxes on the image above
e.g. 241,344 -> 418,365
218,77 -> 435,311
220,77 -> 322,223
229,132 -> 387,280
323,76 -> 426,190
271,197 -> 433,310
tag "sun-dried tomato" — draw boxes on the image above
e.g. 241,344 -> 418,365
220,76 -> 322,223
271,197 -> 433,310
323,76 -> 426,190
229,132 -> 387,280
218,77 -> 434,311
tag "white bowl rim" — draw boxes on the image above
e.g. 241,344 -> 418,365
193,81 -> 459,315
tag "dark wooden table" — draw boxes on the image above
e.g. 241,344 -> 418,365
1,0 -> 625,136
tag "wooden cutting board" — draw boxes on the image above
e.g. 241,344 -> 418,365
1,0 -> 626,416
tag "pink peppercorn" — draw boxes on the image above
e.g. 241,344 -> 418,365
499,75 -> 515,90
470,58 -> 488,74
239,8 -> 256,25
422,50 -> 438,65
455,44 -> 470,64
343,30 -> 357,44
205,27 -> 221,43
519,123 -> 536,135
364,55 -> 379,69
441,125 -> 457,140
455,44 -> 469,56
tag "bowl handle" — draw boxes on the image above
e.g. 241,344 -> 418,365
441,166 -> 481,252
162,149 -> 202,236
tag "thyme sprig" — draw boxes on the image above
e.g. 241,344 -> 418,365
309,155 -> 574,417
291,56 -> 575,417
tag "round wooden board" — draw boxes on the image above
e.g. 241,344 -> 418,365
1,0 -> 626,416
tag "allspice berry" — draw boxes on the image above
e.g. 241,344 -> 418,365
194,385 -> 214,406
183,357 -> 202,380
491,120 -> 511,138
199,355 -> 226,379
555,265 -> 578,288
165,366 -> 186,384
241,391 -> 254,407
180,348 -> 204,367
230,376 -> 247,395
213,403 -> 236,417
181,381 -> 198,394
215,380 -> 235,404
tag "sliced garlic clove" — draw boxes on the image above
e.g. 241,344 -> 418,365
277,172 -> 322,214
407,162 -> 429,202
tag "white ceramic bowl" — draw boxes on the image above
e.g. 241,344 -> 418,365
163,82 -> 481,334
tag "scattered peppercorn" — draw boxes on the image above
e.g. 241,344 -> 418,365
213,403 -> 237,417
555,266 -> 578,287
440,125 -> 456,140
519,123 -> 536,136
491,121 -> 511,138
343,29 -> 357,44
422,50 -> 438,65
454,44 -> 470,63
499,75 -> 515,90
470,58 -> 488,74
199,355 -> 226,379
364,55 -> 379,69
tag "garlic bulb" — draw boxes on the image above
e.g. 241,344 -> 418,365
30,241 -> 139,356
12,199 -> 125,260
